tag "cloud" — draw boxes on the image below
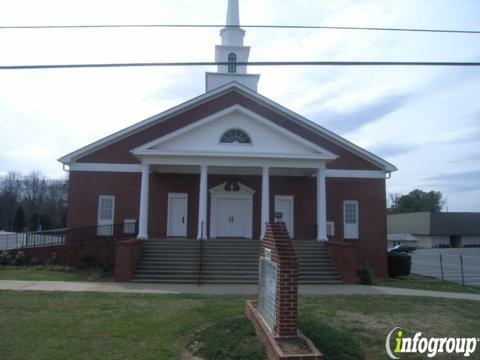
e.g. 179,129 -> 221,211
314,93 -> 411,134
424,171 -> 480,193
369,143 -> 419,158
1,0 -> 480,211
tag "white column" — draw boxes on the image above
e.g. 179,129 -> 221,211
197,165 -> 208,240
317,164 -> 328,241
261,166 -> 270,239
137,163 -> 150,240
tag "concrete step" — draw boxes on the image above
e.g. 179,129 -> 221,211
133,238 -> 341,284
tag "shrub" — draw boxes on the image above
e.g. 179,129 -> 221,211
30,257 -> 42,265
13,251 -> 27,266
77,253 -> 97,269
50,252 -> 58,265
101,260 -> 114,276
388,253 -> 411,278
0,251 -> 12,266
357,262 -> 375,285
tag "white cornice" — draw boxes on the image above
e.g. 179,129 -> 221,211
69,163 -> 141,173
68,162 -> 387,179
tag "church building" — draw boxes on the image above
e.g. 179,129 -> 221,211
59,0 -> 396,281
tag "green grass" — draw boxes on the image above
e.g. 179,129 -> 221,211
0,266 -> 106,281
0,291 -> 479,359
190,317 -> 266,359
375,274 -> 480,294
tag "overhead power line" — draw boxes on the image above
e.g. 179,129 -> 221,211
1,24 -> 479,34
1,61 -> 480,71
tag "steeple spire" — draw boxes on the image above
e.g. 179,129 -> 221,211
205,0 -> 260,92
226,0 -> 240,26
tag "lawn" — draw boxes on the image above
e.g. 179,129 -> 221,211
0,291 -> 479,360
375,274 -> 480,294
0,266 -> 106,281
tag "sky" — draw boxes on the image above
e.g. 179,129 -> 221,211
0,0 -> 479,211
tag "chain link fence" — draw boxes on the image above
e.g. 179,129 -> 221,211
411,250 -> 480,288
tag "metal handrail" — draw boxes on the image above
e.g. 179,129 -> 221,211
0,221 -> 138,251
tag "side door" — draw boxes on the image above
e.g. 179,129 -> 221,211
167,193 -> 188,237
97,195 -> 115,236
274,195 -> 294,238
343,200 -> 359,239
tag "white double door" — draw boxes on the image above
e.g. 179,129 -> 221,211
213,196 -> 252,238
167,193 -> 188,237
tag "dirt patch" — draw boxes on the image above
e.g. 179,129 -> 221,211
277,337 -> 311,355
179,322 -> 214,360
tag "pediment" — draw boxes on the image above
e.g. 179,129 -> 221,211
133,105 -> 336,158
209,181 -> 255,195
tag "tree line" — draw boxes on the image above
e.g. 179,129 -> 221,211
389,189 -> 445,214
0,172 -> 68,232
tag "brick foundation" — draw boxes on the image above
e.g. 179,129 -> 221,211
247,222 -> 323,359
114,239 -> 140,282
326,241 -> 360,284
245,301 -> 323,360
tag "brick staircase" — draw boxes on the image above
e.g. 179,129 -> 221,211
131,239 -> 342,284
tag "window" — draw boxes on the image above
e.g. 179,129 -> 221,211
123,219 -> 136,234
343,200 -> 359,239
220,128 -> 251,144
97,195 -> 115,236
326,221 -> 335,236
228,52 -> 237,73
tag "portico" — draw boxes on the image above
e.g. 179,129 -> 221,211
135,159 -> 332,241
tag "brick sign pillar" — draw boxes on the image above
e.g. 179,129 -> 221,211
261,222 -> 298,337
246,222 -> 323,359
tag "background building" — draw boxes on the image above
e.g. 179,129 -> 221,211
388,212 -> 480,248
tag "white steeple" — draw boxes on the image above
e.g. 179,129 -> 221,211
205,0 -> 260,92
226,0 -> 240,26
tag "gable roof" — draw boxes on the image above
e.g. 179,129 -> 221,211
58,82 -> 397,172
131,104 -> 337,160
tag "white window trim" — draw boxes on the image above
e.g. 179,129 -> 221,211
123,219 -> 136,234
326,221 -> 335,237
343,200 -> 359,240
97,195 -> 115,236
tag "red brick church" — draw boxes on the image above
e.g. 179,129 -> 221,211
59,0 -> 396,282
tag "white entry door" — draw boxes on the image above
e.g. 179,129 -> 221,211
274,195 -> 294,238
167,193 -> 188,237
216,198 -> 249,238
343,200 -> 359,239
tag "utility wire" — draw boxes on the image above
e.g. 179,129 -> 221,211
0,24 -> 479,34
1,61 -> 480,70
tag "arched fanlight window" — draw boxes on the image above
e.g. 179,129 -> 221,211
220,128 -> 251,144
228,53 -> 237,73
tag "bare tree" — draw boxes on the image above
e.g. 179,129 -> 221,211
0,172 -> 22,230
22,172 -> 48,230
1,172 -> 68,231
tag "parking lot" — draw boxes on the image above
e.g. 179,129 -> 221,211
411,248 -> 480,288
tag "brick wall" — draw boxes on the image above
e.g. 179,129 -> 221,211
67,171 -> 388,279
114,239 -> 140,282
